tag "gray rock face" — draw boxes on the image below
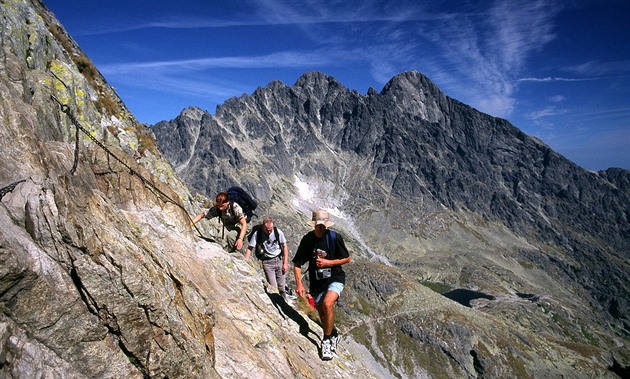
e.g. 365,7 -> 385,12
3,0 -> 629,378
1,1 -> 384,378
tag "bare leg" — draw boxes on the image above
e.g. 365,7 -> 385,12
316,290 -> 339,336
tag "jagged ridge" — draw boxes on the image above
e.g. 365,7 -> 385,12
154,70 -> 630,377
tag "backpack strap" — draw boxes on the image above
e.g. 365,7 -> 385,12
255,225 -> 264,246
325,229 -> 336,254
254,226 -> 281,260
219,206 -> 225,238
256,227 -> 279,246
248,224 -> 261,243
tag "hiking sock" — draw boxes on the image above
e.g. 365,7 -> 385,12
330,331 -> 340,352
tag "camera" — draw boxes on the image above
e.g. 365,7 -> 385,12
316,268 -> 331,280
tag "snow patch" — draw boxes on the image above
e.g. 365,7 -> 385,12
292,176 -> 390,265
328,208 -> 391,265
293,176 -> 314,203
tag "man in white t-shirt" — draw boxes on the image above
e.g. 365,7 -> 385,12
245,217 -> 289,299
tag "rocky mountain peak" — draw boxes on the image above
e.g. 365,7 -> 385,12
1,1 -> 385,378
294,70 -> 341,88
293,71 -> 348,99
3,0 -> 629,378
379,70 -> 448,124
178,105 -> 206,121
153,47 -> 630,379
381,70 -> 435,94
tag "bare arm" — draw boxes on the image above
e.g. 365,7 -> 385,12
294,264 -> 305,297
190,211 -> 205,226
234,217 -> 247,250
281,243 -> 289,273
316,256 -> 351,268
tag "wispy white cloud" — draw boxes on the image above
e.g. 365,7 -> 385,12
98,48 -> 356,100
100,50 -> 343,75
410,0 -> 562,117
516,61 -> 629,84
135,75 -> 242,100
526,106 -> 630,135
79,0 -> 443,36
560,107 -> 630,123
564,60 -> 630,76
488,0 -> 559,71
517,76 -> 596,82
548,95 -> 565,102
528,106 -> 568,120
78,19 -> 255,35
252,0 -> 447,25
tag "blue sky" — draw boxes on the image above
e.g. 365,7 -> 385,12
45,0 -> 629,171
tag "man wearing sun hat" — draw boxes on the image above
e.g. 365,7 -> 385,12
293,209 -> 351,361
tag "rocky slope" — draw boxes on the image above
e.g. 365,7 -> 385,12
1,0 -> 628,378
0,1 -> 384,378
153,44 -> 630,379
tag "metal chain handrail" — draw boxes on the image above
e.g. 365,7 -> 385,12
0,179 -> 26,200
49,94 -> 213,242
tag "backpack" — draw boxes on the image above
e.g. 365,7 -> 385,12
325,229 -> 337,254
224,186 -> 258,223
247,224 -> 280,260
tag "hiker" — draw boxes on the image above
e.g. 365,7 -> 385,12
293,209 -> 351,361
191,191 -> 247,251
245,216 -> 290,299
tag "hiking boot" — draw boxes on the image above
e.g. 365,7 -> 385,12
330,334 -> 341,352
321,338 -> 333,361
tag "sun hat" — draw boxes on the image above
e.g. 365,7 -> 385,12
307,209 -> 335,228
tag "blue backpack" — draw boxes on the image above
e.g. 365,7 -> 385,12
325,229 -> 337,254
225,186 -> 258,223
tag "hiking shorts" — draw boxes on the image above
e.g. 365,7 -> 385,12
313,282 -> 344,306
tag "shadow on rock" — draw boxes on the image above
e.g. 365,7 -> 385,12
266,291 -> 320,348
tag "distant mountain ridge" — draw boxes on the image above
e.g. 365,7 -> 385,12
1,0 -> 628,376
154,70 -> 630,376
156,70 -> 629,247
154,70 -> 629,302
